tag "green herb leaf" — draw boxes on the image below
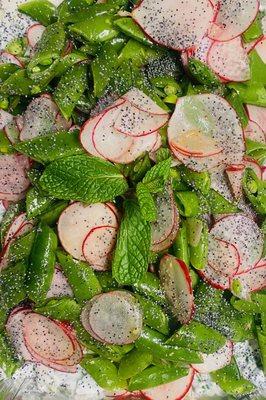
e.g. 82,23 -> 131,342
112,199 -> 151,285
136,182 -> 157,222
142,157 -> 171,193
40,155 -> 128,203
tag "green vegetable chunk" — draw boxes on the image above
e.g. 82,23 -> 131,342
132,271 -> 167,305
172,221 -> 190,265
26,187 -> 55,219
34,298 -> 82,322
69,15 -> 119,43
0,332 -> 21,377
114,17 -> 153,46
8,231 -> 36,265
118,348 -> 153,380
18,0 -> 57,26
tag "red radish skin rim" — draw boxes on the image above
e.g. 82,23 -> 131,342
121,95 -> 168,116
198,265 -> 230,290
114,115 -> 165,137
0,51 -> 24,68
208,238 -> 242,276
26,23 -> 45,47
226,164 -> 245,172
245,106 -> 265,133
81,224 -> 117,264
152,207 -> 179,252
152,190 -> 176,246
171,141 -> 224,158
79,115 -> 103,159
246,35 -> 266,54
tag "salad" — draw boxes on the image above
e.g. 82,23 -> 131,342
0,0 -> 265,399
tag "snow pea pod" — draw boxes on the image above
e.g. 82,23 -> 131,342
172,221 -> 190,266
81,356 -> 127,391
226,90 -> 249,128
118,348 -> 153,380
229,82 -> 266,107
243,168 -> 266,215
135,327 -> 203,363
118,39 -> 161,67
231,296 -> 262,314
18,0 -> 57,26
0,332 -> 21,377
0,64 -> 20,84
0,69 -> 40,96
92,43 -> 118,98
208,189 -> 239,215
26,187 -> 55,219
34,298 -> 82,322
60,3 -> 118,23
174,191 -> 200,217
58,0 -> 95,21
39,201 -> 68,226
53,51 -> 88,77
134,293 -> 170,335
246,139 -> 266,165
189,219 -> 208,270
56,249 -> 102,303
0,262 -> 27,310
188,58 -> 221,88
27,223 -> 57,303
95,271 -> 119,292
114,17 -> 153,46
53,63 -> 87,120
69,15 -> 119,43
179,165 -> 211,195
129,364 -> 188,391
8,230 -> 36,265
132,271 -> 167,305
242,16 -> 263,43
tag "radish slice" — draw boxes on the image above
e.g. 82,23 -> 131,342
225,164 -> 245,199
198,264 -> 230,290
0,51 -> 23,67
0,109 -> 13,130
168,94 -> 244,172
55,112 -> 72,131
122,88 -> 168,115
152,207 -> 179,253
159,255 -> 194,324
46,266 -> 73,299
141,368 -> 195,400
192,37 -> 214,63
82,291 -> 143,345
208,236 -> 241,276
210,214 -> 264,274
15,115 -> 24,132
0,154 -> 31,201
116,132 -> 159,164
207,37 -> 250,82
132,0 -> 214,51
4,212 -> 32,246
82,225 -> 117,271
252,36 -> 266,63
244,120 -> 265,143
106,390 -> 144,399
80,114 -> 103,158
208,0 -> 259,42
192,340 -> 233,373
246,105 -> 266,134
58,202 -> 118,261
231,263 -> 266,299
27,23 -> 46,48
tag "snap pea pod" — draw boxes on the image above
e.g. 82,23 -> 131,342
242,15 -> 263,43
26,187 -> 55,219
0,130 -> 14,154
178,165 -> 211,195
207,189 -> 239,215
0,69 -> 40,96
172,221 -> 190,266
252,291 -> 266,313
132,271 -> 167,305
118,349 -> 153,380
167,321 -> 226,354
129,364 -> 188,391
8,230 -> 36,265
226,90 -> 249,128
92,43 -> 118,98
53,64 -> 87,120
118,39 -> 161,67
249,49 -> 266,86
18,0 -> 57,26
34,298 -> 82,322
0,332 -> 21,377
28,60 -> 61,88
27,223 -> 57,304
81,356 -> 127,391
39,201 -> 68,226
0,203 -> 23,247
257,327 -> 266,373
60,3 -> 118,23
0,262 -> 27,311
228,82 -> 266,107
53,51 -> 88,77
0,64 -> 20,84
95,271 -> 119,292
189,219 -> 208,270
15,130 -> 84,163
135,327 -> 203,363
174,191 -> 200,217
56,249 -> 102,304
243,168 -> 266,215
186,217 -> 203,247
231,296 -> 262,314
188,58 -> 221,88
69,15 -> 119,43
134,293 -> 170,335
114,17 -> 153,46
58,0 -> 96,21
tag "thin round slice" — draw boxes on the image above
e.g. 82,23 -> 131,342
225,164 -> 245,199
122,88 -> 168,115
152,207 -> 179,253
0,154 -> 31,201
4,120 -> 20,144
192,340 -> 233,373
246,105 -> 266,133
132,0 -> 214,51
0,109 -> 13,130
80,114 -> 103,158
159,255 -> 194,324
115,131 -> 159,164
81,291 -> 143,345
46,266 -> 73,299
0,51 -> 23,67
231,263 -> 266,299
198,264 -> 231,290
244,121 -> 265,143
4,212 -> 28,246
208,235 -> 240,276
207,37 -> 250,82
27,23 -> 46,47
208,0 -> 259,42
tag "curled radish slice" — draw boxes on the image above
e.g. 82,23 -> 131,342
246,105 -> 266,134
55,112 -> 72,131
80,114 -> 102,158
122,88 -> 168,115
132,0 -> 214,51
0,154 -> 31,201
208,236 -> 240,276
191,37 -> 214,63
192,340 -> 233,373
225,164 -> 245,199
244,121 -> 265,143
58,202 -> 118,261
81,291 -> 143,345
208,0 -> 259,42
252,36 -> 266,63
116,131 -> 159,164
4,212 -> 33,247
46,266 -> 73,299
207,37 -> 250,82
168,94 -> 244,172
0,109 -> 13,130
0,51 -> 23,67
210,214 -> 264,273
159,255 -> 194,324
198,264 -> 230,290
231,263 -> 266,299
152,207 -> 179,253
141,368 -> 195,400
82,225 -> 117,271
27,23 -> 46,48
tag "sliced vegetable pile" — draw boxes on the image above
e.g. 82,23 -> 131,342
0,0 -> 265,399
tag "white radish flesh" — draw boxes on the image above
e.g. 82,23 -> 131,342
246,105 -> 266,133
244,121 -> 265,143
0,154 -> 31,201
192,340 -> 233,373
0,51 -> 23,67
253,37 -> 266,63
231,263 -> 266,299
27,24 -> 46,48
80,114 -> 103,158
0,109 -> 13,130
198,264 -> 230,290
208,236 -> 240,276
46,266 -> 73,299
225,164 -> 245,199
122,88 -> 168,115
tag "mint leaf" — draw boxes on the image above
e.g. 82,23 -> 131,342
112,199 -> 151,285
136,183 -> 157,222
40,155 -> 128,203
142,157 -> 172,193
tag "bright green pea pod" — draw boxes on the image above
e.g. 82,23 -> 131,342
118,349 -> 153,380
189,220 -> 208,270
243,168 -> 266,215
39,201 -> 68,226
129,364 -> 188,391
92,43 -> 118,98
208,189 -> 239,215
81,356 -> 127,390
178,165 -> 211,195
226,90 -> 249,128
186,218 -> 203,247
69,15 -> 119,43
28,60 -> 60,87
242,15 -> 263,43
231,296 -> 261,314
0,261 -> 27,310
0,64 -> 20,84
246,138 -> 266,157
0,203 -> 23,247
34,297 -> 81,321
134,293 -> 170,335
8,230 -> 36,265
188,58 -> 221,87
15,130 -> 84,163
257,327 -> 266,373
57,249 -> 102,304
132,271 -> 167,305
167,321 -> 226,354
190,269 -> 199,288
58,0 -> 97,21
114,17 -> 153,46
18,0 -> 57,26
53,63 -> 87,120
53,51 -> 88,77
228,82 -> 266,107
60,3 -> 117,23
249,49 -> 266,86
118,39 -> 161,67
252,291 -> 266,314
174,191 -> 200,217
95,271 -> 119,292
0,130 -> 14,154
27,223 -> 57,303
26,187 -> 55,219
0,69 -> 39,96
136,327 -> 203,363
172,222 -> 190,266
0,332 -> 21,377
